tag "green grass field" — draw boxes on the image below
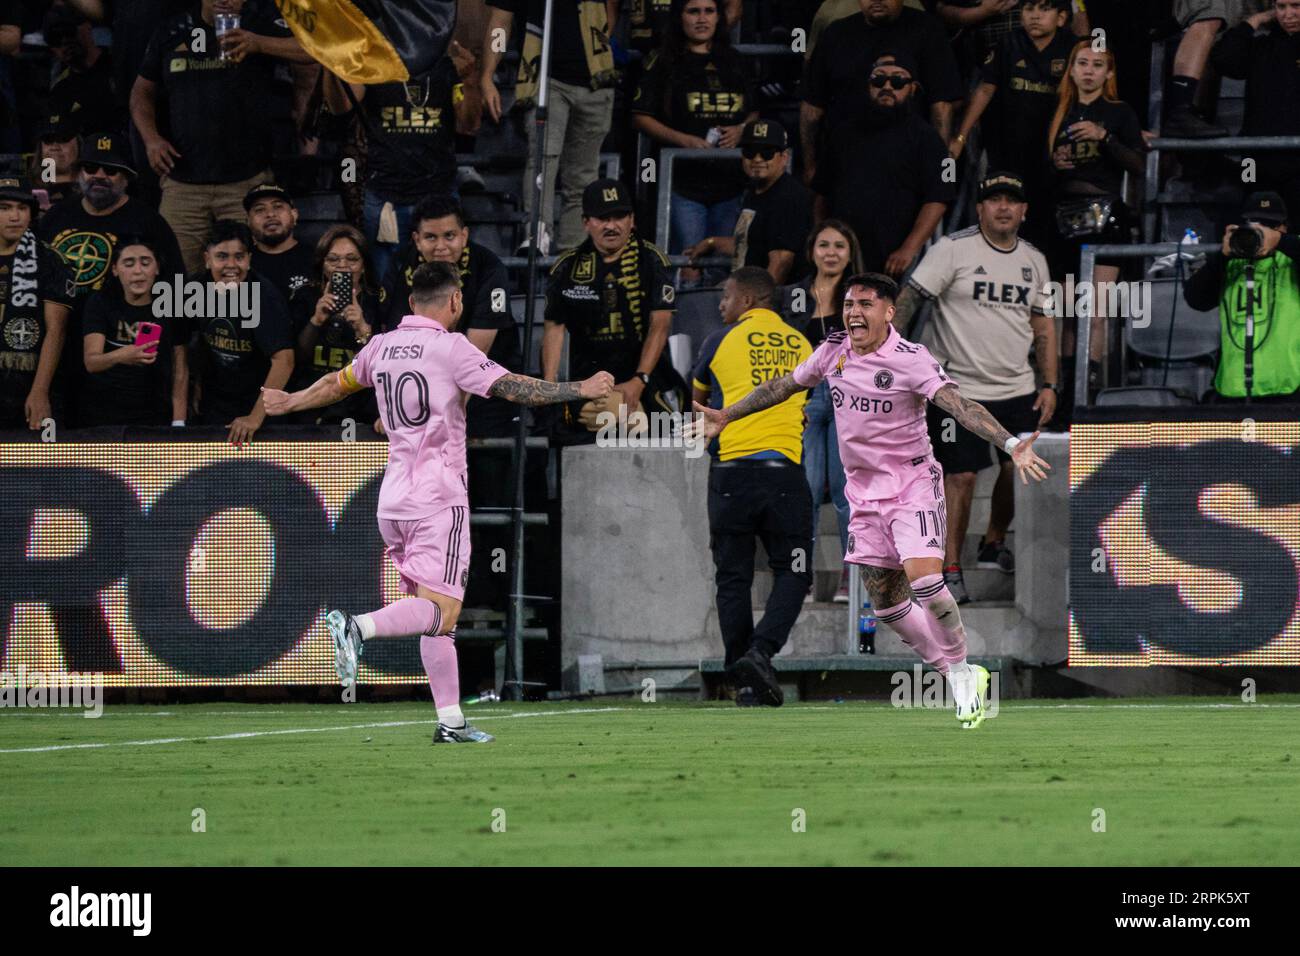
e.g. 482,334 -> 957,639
2,698 -> 1298,866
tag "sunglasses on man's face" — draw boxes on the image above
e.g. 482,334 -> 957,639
81,164 -> 123,177
870,74 -> 911,90
742,147 -> 779,161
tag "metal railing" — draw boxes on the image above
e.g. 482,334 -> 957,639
1073,241 -> 1221,407
654,147 -> 744,252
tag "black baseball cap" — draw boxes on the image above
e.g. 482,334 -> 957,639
0,177 -> 38,214
1242,191 -> 1288,226
582,178 -> 633,217
978,171 -> 1028,203
870,51 -> 919,79
243,182 -> 296,212
77,132 -> 136,178
740,119 -> 788,150
37,114 -> 77,143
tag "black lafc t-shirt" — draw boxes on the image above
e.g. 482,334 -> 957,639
980,28 -> 1080,176
362,57 -> 460,204
812,110 -> 956,273
488,0 -> 593,87
80,292 -> 181,425
631,49 -> 753,204
0,238 -> 76,426
39,195 -> 185,301
546,237 -> 676,382
137,8 -> 290,183
252,243 -> 315,305
1050,96 -> 1143,197
188,270 -> 293,423
803,8 -> 964,129
287,282 -> 381,424
732,174 -> 813,276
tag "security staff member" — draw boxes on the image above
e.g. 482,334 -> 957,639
543,178 -> 684,442
692,266 -> 813,706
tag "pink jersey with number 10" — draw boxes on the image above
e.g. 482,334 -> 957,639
792,326 -> 953,505
340,314 -> 508,521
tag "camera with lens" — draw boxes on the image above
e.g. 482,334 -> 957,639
1227,222 -> 1265,259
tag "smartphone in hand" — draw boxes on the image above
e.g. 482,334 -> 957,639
328,271 -> 353,315
134,322 -> 163,352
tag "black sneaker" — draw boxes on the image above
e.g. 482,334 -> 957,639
943,566 -> 971,605
727,648 -> 784,707
976,539 -> 1015,574
433,722 -> 495,743
1161,104 -> 1228,139
734,687 -> 761,707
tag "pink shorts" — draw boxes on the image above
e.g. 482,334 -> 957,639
845,473 -> 947,570
378,505 -> 471,601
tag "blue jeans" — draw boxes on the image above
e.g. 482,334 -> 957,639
670,193 -> 742,285
803,381 -> 850,558
363,189 -> 455,283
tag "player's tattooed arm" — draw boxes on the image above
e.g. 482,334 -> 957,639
891,285 -> 925,335
721,373 -> 802,422
930,384 -> 1014,448
489,373 -> 583,406
262,369 -> 350,416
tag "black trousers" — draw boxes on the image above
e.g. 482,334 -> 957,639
708,460 -> 813,666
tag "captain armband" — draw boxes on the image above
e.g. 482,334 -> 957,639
337,364 -> 365,395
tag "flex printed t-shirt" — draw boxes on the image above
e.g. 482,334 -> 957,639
362,57 -> 460,204
793,326 -> 952,504
632,49 -> 753,204
910,226 -> 1050,402
345,316 -> 509,519
1050,96 -> 1144,197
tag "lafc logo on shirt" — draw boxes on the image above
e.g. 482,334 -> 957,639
571,254 -> 596,283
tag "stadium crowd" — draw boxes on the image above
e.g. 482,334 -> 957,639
3,0 -> 1299,609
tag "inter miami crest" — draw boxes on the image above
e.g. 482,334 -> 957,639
874,369 -> 893,389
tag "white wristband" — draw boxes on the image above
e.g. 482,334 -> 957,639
171,420 -> 186,427
1003,436 -> 1021,454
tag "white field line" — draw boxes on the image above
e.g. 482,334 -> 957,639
0,707 -> 626,754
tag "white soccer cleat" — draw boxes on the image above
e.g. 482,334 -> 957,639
326,609 -> 363,686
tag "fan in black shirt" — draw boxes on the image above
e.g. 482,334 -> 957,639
31,119 -> 82,214
686,120 -> 812,284
286,225 -> 383,428
382,197 -> 521,437
631,0 -> 757,271
245,184 -> 315,304
81,237 -> 189,427
186,220 -> 294,445
801,0 -> 964,184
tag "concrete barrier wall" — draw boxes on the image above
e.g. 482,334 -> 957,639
560,433 -> 1072,679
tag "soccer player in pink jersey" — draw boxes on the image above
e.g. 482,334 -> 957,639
692,273 -> 1050,727
263,261 -> 614,743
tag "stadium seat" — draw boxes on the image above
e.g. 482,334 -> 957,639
1094,386 -> 1193,407
1128,276 -> 1220,363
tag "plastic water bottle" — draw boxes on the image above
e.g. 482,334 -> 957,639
858,598 -> 876,655
464,690 -> 499,705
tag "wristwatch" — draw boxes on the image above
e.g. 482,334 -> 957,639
1043,382 -> 1060,394
635,372 -> 651,386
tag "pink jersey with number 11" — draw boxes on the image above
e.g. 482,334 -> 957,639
340,314 -> 508,521
792,327 -> 953,505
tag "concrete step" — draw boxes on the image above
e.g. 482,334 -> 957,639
766,602 -> 1020,657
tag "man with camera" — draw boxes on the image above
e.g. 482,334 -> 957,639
1184,191 -> 1300,403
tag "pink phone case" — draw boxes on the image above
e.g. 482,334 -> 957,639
135,322 -> 163,352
